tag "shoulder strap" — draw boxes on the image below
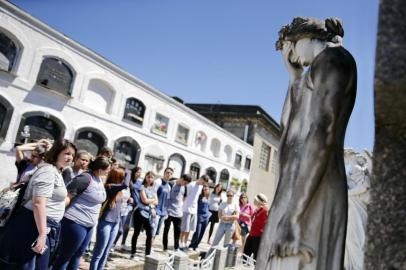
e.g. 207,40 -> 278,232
76,172 -> 92,196
66,172 -> 92,209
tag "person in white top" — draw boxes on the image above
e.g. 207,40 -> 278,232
179,175 -> 210,249
211,189 -> 239,248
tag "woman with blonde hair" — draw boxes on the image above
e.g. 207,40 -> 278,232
90,167 -> 130,270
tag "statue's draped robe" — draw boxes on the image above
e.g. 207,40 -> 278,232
345,164 -> 370,270
256,46 -> 357,270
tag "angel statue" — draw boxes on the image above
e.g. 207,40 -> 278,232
344,149 -> 372,270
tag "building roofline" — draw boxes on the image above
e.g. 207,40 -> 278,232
185,103 -> 281,132
0,1 -> 253,149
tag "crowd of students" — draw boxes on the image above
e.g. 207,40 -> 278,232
0,138 -> 269,270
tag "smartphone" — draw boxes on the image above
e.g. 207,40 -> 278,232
31,239 -> 48,255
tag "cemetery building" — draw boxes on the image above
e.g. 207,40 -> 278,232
0,2 -> 252,189
186,103 -> 281,203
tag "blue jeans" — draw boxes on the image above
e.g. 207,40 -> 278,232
189,219 -> 209,249
153,215 -> 165,236
52,217 -> 94,270
206,222 -> 235,259
89,220 -> 119,270
212,222 -> 234,247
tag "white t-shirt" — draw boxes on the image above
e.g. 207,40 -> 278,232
182,181 -> 202,214
153,178 -> 162,192
219,201 -> 239,223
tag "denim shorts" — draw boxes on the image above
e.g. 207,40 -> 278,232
238,220 -> 250,236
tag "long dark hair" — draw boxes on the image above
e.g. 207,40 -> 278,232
239,193 -> 248,207
131,166 -> 142,181
45,139 -> 77,166
199,184 -> 210,200
212,183 -> 223,196
142,171 -> 155,187
88,156 -> 111,172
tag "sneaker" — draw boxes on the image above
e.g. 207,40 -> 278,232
130,254 -> 139,262
121,244 -> 131,251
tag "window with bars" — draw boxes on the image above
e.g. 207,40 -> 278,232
259,142 -> 271,171
271,149 -> 279,175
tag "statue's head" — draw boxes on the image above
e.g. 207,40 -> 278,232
355,154 -> 367,167
276,17 -> 344,51
276,17 -> 344,67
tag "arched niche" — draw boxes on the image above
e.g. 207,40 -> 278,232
0,95 -> 13,142
195,131 -> 207,152
190,162 -> 201,180
36,57 -> 75,96
206,167 -> 217,183
210,138 -> 221,158
224,145 -> 233,163
167,153 -> 186,178
83,79 -> 115,114
241,179 -> 248,193
74,127 -> 107,157
114,136 -> 141,169
219,169 -> 230,189
16,111 -> 65,144
0,30 -> 19,72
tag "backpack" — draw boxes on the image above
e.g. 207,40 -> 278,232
0,163 -> 57,227
0,184 -> 26,227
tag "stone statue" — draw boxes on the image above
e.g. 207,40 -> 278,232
344,149 -> 371,270
256,17 -> 357,270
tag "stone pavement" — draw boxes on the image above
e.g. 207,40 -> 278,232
79,223 -> 221,270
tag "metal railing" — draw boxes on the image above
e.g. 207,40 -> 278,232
163,253 -> 175,270
236,253 -> 256,269
188,250 -> 216,270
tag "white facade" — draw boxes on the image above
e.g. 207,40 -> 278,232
0,2 -> 252,188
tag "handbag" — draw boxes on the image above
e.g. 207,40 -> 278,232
232,220 -> 242,241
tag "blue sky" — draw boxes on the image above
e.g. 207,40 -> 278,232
11,0 -> 378,151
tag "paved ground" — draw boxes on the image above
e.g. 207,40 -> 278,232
79,223 -> 222,270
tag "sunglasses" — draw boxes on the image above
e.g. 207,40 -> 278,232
227,195 -> 233,197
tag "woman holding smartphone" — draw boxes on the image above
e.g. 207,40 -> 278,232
0,139 -> 76,270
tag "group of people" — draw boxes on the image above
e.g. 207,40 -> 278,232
0,137 -> 270,270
